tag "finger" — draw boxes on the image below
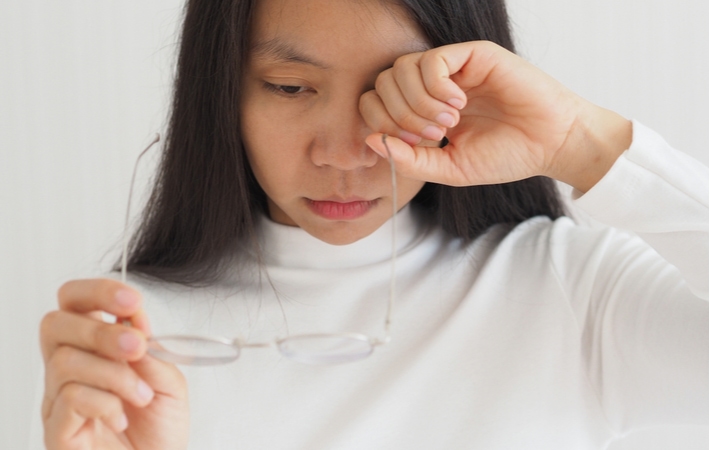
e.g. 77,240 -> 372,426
40,310 -> 147,363
391,54 -> 461,130
45,346 -> 155,410
365,133 -> 468,186
359,90 -> 442,148
419,41 -> 508,101
58,278 -> 142,318
375,69 -> 447,142
116,355 -> 188,446
129,307 -> 152,336
361,89 -> 419,145
45,383 -> 128,441
130,353 -> 187,401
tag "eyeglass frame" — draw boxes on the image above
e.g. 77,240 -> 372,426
119,134 -> 399,365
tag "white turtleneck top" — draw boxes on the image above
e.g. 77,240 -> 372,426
126,121 -> 707,449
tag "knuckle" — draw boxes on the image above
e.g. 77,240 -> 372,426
412,97 -> 433,115
358,90 -> 375,110
88,321 -> 108,349
393,52 -> 418,69
419,49 -> 439,67
391,58 -> 407,78
389,107 -> 409,126
93,278 -> 118,303
41,394 -> 53,421
49,346 -> 77,378
40,311 -> 60,342
56,280 -> 75,304
397,112 -> 423,132
57,382 -> 84,405
428,83 -> 450,101
360,112 -> 383,134
374,70 -> 390,92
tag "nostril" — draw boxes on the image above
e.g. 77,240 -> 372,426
310,139 -> 379,170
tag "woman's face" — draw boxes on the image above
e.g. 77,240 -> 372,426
241,0 -> 429,245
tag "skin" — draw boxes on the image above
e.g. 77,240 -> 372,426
40,280 -> 188,449
240,0 -> 430,245
360,40 -> 632,193
39,0 -> 632,448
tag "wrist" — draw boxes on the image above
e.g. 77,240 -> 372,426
548,102 -> 632,193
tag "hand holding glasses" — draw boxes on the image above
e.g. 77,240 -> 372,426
120,135 -> 399,365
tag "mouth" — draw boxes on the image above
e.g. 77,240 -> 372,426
306,198 -> 378,220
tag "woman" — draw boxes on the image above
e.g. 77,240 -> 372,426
39,0 -> 707,448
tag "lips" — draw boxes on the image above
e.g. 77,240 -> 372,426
306,198 -> 377,220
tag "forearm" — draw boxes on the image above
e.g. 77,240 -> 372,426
548,100 -> 633,193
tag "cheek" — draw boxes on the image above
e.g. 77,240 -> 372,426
241,123 -> 313,209
240,79 -> 313,140
241,91 -> 312,184
241,102 -> 289,190
244,142 -> 295,198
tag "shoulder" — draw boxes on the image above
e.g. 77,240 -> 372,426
472,215 -> 641,280
478,215 -> 616,256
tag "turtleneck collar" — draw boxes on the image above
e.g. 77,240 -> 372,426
256,206 -> 423,270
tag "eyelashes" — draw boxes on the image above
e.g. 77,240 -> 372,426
263,82 -> 312,97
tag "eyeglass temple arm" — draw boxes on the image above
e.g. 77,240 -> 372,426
382,134 -> 397,342
120,134 -> 161,285
119,134 -> 394,343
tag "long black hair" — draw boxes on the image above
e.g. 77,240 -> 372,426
124,0 -> 565,285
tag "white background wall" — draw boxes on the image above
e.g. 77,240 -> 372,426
1,1 -> 706,449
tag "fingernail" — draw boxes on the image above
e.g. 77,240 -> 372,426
115,289 -> 139,308
422,125 -> 444,141
136,379 -> 155,402
119,332 -> 141,352
435,112 -> 456,127
398,130 -> 421,146
115,413 -> 128,432
447,98 -> 465,109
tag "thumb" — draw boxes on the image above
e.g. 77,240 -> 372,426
365,133 -> 467,186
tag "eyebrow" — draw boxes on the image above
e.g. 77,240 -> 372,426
251,38 -> 331,69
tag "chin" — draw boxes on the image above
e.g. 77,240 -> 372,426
302,220 -> 381,246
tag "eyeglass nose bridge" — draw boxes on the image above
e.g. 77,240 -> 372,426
240,340 -> 276,349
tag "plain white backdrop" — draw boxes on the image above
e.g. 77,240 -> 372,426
1,1 -> 707,449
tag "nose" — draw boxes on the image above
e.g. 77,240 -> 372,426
309,101 -> 379,171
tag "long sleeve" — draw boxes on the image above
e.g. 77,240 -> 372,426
557,120 -> 708,433
574,120 -> 708,298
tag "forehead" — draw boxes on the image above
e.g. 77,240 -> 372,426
249,0 -> 429,69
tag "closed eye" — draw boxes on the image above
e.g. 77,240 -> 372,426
263,82 -> 312,96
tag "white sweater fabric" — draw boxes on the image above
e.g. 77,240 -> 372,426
127,121 -> 707,449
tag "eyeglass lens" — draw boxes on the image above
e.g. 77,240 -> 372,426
148,334 -> 375,365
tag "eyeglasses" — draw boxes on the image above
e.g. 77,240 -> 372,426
121,134 -> 398,365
